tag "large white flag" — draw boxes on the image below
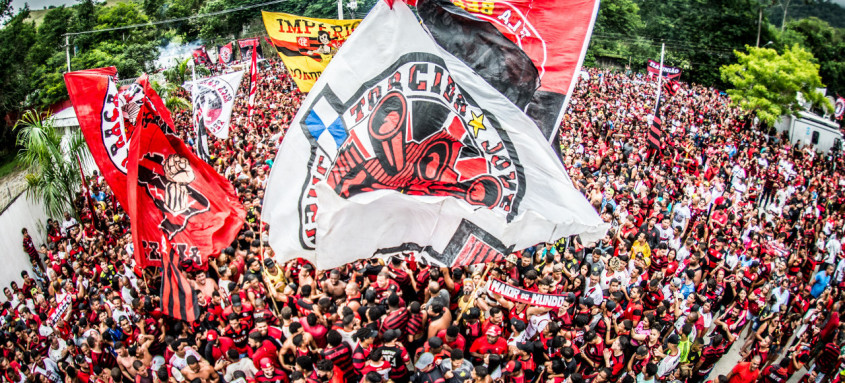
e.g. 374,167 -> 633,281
185,71 -> 245,140
262,1 -> 608,270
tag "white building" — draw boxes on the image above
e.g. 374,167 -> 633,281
775,111 -> 843,153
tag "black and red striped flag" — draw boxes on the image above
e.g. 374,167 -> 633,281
647,103 -> 664,150
662,79 -> 680,97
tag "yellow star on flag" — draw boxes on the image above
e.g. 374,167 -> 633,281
469,112 -> 486,137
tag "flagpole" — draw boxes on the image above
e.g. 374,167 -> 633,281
655,43 -> 665,109
191,59 -> 201,159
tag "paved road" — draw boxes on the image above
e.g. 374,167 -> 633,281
707,326 -> 808,383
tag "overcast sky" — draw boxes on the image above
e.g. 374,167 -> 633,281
11,0 -> 78,12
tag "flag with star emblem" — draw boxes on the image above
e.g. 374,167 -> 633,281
262,1 -> 608,270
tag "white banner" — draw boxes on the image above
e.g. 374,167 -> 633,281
185,71 -> 245,140
262,1 -> 607,270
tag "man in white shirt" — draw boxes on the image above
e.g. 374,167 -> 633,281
825,232 -> 842,268
60,212 -> 78,236
731,162 -> 746,187
47,337 -> 70,364
169,340 -> 202,373
224,350 -> 258,382
584,271 -> 604,306
770,279 -> 791,313
672,199 -> 691,232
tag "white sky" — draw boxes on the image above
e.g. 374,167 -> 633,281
11,0 -> 78,12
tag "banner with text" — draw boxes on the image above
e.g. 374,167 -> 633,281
647,59 -> 682,79
261,11 -> 361,92
487,278 -> 568,309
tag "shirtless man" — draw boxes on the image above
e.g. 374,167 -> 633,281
192,272 -> 219,300
181,355 -> 219,383
321,270 -> 347,302
345,282 -> 362,313
115,341 -> 138,381
426,303 -> 452,339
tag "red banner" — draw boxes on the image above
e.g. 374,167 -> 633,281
247,44 -> 258,123
218,43 -> 234,65
647,59 -> 683,79
65,67 -> 134,211
126,76 -> 245,269
126,77 -> 244,321
192,45 -> 213,66
445,0 -> 599,97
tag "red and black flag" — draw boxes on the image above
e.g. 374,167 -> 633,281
416,0 -> 539,109
647,103 -> 664,150
238,38 -> 263,63
218,43 -> 234,65
125,76 -> 245,321
663,79 -> 680,97
247,44 -> 258,124
416,0 -> 600,141
192,46 -> 213,67
65,67 -> 136,211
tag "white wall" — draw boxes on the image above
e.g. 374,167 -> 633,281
0,193 -> 50,291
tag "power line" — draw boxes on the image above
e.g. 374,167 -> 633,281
63,0 -> 292,37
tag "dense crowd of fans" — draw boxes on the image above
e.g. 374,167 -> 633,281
5,60 -> 845,383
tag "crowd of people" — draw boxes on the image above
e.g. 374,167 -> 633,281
5,59 -> 845,383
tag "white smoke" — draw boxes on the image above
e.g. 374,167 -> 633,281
154,40 -> 207,70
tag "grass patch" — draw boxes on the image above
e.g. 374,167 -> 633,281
0,153 -> 22,180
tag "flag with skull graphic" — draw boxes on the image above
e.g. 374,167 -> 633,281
262,1 -> 607,270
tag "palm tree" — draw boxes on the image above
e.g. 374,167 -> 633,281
152,80 -> 192,112
158,57 -> 211,113
15,110 -> 88,218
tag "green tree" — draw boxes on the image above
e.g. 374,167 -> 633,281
720,44 -> 833,127
15,110 -> 87,218
777,17 -> 845,97
0,5 -> 37,148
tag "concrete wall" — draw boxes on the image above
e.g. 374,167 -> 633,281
0,193 -> 50,291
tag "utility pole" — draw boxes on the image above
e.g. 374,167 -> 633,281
338,0 -> 344,20
655,43 -> 665,109
65,35 -> 71,72
756,7 -> 762,47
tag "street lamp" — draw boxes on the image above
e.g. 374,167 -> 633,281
347,0 -> 358,18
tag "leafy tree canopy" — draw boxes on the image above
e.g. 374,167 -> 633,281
720,44 -> 833,127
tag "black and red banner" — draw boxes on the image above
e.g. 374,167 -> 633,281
487,279 -> 569,308
647,59 -> 682,79
417,0 -> 539,109
192,45 -> 213,67
218,43 -> 234,65
417,0 -> 600,141
238,38 -> 263,62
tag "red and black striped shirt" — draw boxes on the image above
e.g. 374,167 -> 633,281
321,343 -> 356,381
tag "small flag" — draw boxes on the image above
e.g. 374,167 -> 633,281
662,80 -> 680,97
185,71 -> 245,159
648,103 -> 665,150
218,43 -> 234,65
246,45 -> 258,125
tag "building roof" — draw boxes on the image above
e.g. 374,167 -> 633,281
50,106 -> 78,128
